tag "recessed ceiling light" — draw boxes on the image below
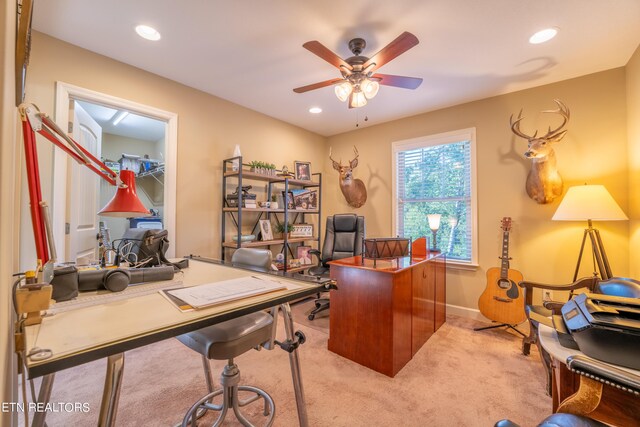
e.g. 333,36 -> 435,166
309,107 -> 322,114
529,28 -> 558,44
135,25 -> 161,41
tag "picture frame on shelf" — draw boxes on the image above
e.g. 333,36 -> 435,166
297,245 -> 312,265
259,219 -> 273,241
294,161 -> 311,181
290,223 -> 313,238
291,189 -> 318,210
282,191 -> 295,210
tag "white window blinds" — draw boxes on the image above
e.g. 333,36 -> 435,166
394,130 -> 476,263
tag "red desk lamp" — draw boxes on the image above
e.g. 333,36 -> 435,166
19,103 -> 150,265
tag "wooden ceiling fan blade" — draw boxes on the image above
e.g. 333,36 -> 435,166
303,41 -> 353,71
363,32 -> 419,71
293,78 -> 344,93
373,73 -> 423,90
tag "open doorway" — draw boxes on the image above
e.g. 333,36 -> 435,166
52,82 -> 177,261
74,100 -> 166,261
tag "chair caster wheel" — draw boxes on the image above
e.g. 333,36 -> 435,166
308,314 -> 315,321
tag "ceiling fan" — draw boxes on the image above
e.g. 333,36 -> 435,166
293,31 -> 423,108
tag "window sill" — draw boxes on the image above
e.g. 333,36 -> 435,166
445,261 -> 479,271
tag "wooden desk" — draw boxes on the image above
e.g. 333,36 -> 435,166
24,257 -> 327,427
327,254 -> 446,377
538,324 -> 640,426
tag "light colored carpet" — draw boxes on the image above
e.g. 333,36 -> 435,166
20,300 -> 549,426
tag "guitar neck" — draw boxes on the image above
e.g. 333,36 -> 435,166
500,230 -> 510,279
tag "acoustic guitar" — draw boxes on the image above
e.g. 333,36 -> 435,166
478,217 -> 526,325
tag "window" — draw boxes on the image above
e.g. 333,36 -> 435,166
392,128 -> 477,266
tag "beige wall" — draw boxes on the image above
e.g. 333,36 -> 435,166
1,0 -> 18,423
325,69 -> 630,311
627,44 -> 640,278
24,32 -> 326,262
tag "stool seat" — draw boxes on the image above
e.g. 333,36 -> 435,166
177,311 -> 273,360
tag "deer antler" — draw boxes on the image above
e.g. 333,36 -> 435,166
329,147 -> 338,164
510,110 -> 537,140
540,99 -> 570,140
352,145 -> 359,161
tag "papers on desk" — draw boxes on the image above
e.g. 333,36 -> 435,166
161,276 -> 288,312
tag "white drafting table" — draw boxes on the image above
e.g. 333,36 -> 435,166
24,256 -> 328,427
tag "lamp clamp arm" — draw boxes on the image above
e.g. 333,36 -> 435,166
19,103 -> 119,186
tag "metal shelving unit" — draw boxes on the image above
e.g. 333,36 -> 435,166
221,156 -> 322,272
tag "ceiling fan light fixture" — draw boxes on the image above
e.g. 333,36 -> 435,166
335,81 -> 353,102
361,78 -> 380,99
349,90 -> 367,108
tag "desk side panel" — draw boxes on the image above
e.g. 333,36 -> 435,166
412,261 -> 435,356
328,265 -> 396,376
434,256 -> 446,331
391,269 -> 413,375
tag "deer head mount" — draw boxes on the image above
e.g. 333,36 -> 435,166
329,146 -> 368,208
510,99 -> 570,204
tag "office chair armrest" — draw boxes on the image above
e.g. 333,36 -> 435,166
308,249 -> 321,259
308,249 -> 332,266
567,355 -> 640,393
519,277 -> 597,292
542,300 -> 565,314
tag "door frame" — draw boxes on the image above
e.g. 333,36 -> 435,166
52,82 -> 178,258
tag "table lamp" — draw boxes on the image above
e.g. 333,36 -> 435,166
427,214 -> 441,252
552,184 -> 627,281
20,104 -> 150,265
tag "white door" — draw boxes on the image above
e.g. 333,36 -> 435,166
65,101 -> 102,263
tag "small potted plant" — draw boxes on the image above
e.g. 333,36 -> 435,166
249,161 -> 277,176
275,222 -> 294,239
249,160 -> 263,174
270,194 -> 279,209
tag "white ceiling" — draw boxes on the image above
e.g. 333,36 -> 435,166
76,100 -> 165,142
32,0 -> 640,137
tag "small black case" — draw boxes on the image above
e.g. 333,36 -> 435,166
50,265 -> 79,302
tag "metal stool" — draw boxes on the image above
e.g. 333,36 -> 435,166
178,249 -> 277,426
178,311 -> 276,427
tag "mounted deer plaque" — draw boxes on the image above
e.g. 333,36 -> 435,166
329,146 -> 367,208
510,99 -> 570,204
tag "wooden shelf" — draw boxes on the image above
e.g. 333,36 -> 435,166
222,236 -> 317,248
222,157 -> 322,273
222,207 -> 319,214
223,170 -> 320,187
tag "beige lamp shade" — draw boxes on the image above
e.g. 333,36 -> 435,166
552,185 -> 628,221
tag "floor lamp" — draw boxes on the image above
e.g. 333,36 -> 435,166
552,184 -> 628,281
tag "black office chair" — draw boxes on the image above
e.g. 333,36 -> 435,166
177,248 -> 277,426
307,214 -> 365,320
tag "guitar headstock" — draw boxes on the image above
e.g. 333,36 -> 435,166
501,217 -> 512,232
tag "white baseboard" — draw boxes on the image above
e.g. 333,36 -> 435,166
446,303 -> 490,322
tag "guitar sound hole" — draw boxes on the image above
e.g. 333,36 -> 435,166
497,279 -> 511,289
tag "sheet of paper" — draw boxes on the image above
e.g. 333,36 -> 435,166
166,276 -> 287,309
